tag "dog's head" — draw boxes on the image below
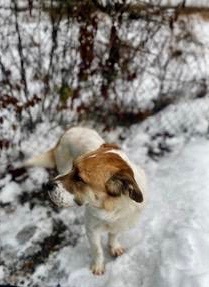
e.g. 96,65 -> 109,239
48,144 -> 143,210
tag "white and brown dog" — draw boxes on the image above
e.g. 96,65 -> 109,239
25,127 -> 147,275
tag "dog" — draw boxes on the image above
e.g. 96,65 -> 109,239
25,126 -> 147,275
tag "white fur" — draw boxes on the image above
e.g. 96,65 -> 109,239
54,127 -> 104,174
84,199 -> 139,273
49,182 -> 76,207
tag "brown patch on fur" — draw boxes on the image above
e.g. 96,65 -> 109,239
56,168 -> 86,193
75,150 -> 128,187
77,148 -> 143,202
55,146 -> 143,210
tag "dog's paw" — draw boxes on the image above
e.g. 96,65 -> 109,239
110,246 -> 125,257
91,263 -> 105,275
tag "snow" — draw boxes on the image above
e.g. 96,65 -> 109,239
0,181 -> 22,203
1,132 -> 209,286
56,137 -> 209,287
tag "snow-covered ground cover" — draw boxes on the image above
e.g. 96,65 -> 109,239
1,121 -> 209,287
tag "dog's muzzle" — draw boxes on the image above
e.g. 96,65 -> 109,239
46,180 -> 75,207
45,180 -> 58,192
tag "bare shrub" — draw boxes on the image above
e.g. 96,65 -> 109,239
0,0 -> 208,151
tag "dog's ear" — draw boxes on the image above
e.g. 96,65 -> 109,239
105,171 -> 143,203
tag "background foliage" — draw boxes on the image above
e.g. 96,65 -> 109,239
0,0 -> 209,158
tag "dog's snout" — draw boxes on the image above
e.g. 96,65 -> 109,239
45,180 -> 58,192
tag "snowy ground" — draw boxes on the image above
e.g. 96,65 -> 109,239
1,1 -> 209,286
1,126 -> 209,287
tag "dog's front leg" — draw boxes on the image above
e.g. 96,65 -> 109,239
86,229 -> 105,275
108,232 -> 125,257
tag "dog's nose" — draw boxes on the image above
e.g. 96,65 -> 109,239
73,198 -> 83,206
44,180 -> 58,192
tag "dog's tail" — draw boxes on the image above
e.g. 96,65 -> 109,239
23,149 -> 56,169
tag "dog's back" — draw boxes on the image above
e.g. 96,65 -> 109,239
54,127 -> 104,173
24,127 -> 104,174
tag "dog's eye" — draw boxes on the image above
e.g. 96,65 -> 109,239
73,172 -> 85,183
